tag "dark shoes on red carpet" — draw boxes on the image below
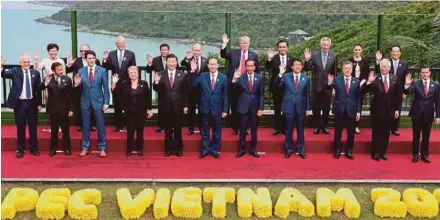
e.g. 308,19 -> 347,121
414,154 -> 431,163
298,152 -> 307,159
334,150 -> 354,160
380,153 -> 388,161
165,151 -> 182,157
391,130 -> 400,136
16,149 -> 40,158
236,150 -> 259,158
321,128 -> 330,134
284,151 -> 293,158
313,128 -> 320,134
16,151 -> 24,158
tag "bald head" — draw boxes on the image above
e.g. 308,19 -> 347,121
115,36 -> 126,51
192,43 -> 202,57
380,59 -> 391,75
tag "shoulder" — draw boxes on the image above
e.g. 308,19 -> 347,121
301,73 -> 309,79
219,73 -> 227,78
96,66 -> 106,72
126,50 -> 135,56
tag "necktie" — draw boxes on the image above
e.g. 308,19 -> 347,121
322,53 -> 328,69
211,74 -> 215,90
57,76 -> 61,85
424,81 -> 429,96
118,50 -> 123,69
384,76 -> 389,93
25,69 -> 31,99
249,75 -> 253,91
240,51 -> 246,75
393,61 -> 398,75
345,78 -> 350,95
195,57 -> 200,74
169,71 -> 174,88
89,68 -> 94,84
295,75 -> 299,89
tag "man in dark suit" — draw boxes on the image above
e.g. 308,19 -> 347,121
375,45 -> 409,136
273,58 -> 311,159
362,59 -> 400,161
1,54 -> 42,158
266,39 -> 292,135
190,58 -> 228,158
304,37 -> 338,134
327,61 -> 362,160
220,34 -> 259,135
102,36 -> 136,132
42,62 -> 73,156
146,43 -> 175,133
404,66 -> 440,163
181,43 -> 209,135
232,59 -> 264,158
153,54 -> 188,157
68,44 -> 100,132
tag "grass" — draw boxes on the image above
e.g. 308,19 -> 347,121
1,182 -> 440,220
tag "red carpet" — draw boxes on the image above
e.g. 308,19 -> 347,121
1,152 -> 439,181
1,126 -> 440,154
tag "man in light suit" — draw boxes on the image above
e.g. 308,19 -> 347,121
404,66 -> 440,163
327,61 -> 362,160
273,58 -> 310,159
220,34 -> 259,135
304,37 -> 338,134
102,36 -> 136,132
1,54 -> 42,158
74,50 -> 110,157
190,58 -> 228,158
232,59 -> 264,158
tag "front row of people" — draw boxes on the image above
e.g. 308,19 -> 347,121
1,53 -> 438,163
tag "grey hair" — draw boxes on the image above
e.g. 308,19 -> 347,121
380,59 -> 391,68
80,44 -> 91,50
115,36 -> 126,43
320,37 -> 332,45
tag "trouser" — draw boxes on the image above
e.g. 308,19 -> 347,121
411,114 -> 432,156
49,112 -> 70,150
200,112 -> 222,154
312,88 -> 331,129
14,100 -> 38,152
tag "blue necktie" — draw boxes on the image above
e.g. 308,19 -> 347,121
25,69 -> 31,99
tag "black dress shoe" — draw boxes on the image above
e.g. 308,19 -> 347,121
313,128 -> 320,134
91,127 -> 96,132
77,127 -> 82,132
236,150 -> 245,158
164,151 -> 172,157
156,127 -> 164,133
250,151 -> 260,158
412,155 -> 419,163
321,128 -> 330,134
372,153 -> 380,161
380,153 -> 388,161
126,151 -> 133,157
391,130 -> 400,136
30,149 -> 40,156
272,130 -> 280,135
284,151 -> 293,158
232,130 -> 239,135
421,155 -> 431,163
49,148 -> 57,157
16,151 -> 24,158
345,152 -> 354,160
298,152 -> 307,159
281,130 -> 286,135
187,129 -> 194,135
211,152 -> 220,159
138,150 -> 143,156
199,153 -> 208,158
175,151 -> 182,157
64,148 -> 71,156
333,150 -> 341,159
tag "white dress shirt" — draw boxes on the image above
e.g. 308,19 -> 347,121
19,68 -> 33,99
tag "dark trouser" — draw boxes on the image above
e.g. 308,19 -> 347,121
187,89 -> 201,130
355,93 -> 365,128
412,114 -> 432,156
239,112 -> 258,152
164,105 -> 183,153
14,100 -> 38,152
391,99 -> 403,132
312,88 -> 331,129
230,88 -> 240,131
284,108 -> 305,154
272,91 -> 284,131
157,94 -> 164,129
113,93 -> 124,129
200,113 -> 222,154
334,111 -> 356,152
49,112 -> 70,150
371,115 -> 393,154
125,111 -> 145,152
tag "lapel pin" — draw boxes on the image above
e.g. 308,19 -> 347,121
352,81 -> 355,84
178,73 -> 180,76
254,78 -> 257,81
399,63 -> 401,67
123,57 -> 126,61
431,84 -> 434,87
217,79 -> 219,82
141,84 -> 143,87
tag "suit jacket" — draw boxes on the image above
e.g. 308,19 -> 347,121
68,57 -> 101,75
220,48 -> 259,81
191,72 -> 228,115
362,74 -> 400,118
304,51 -> 338,92
77,65 -> 110,110
405,79 -> 440,121
41,75 -> 73,116
273,72 -> 311,115
1,67 -> 42,109
265,54 -> 293,93
348,57 -> 370,80
113,80 -> 152,114
153,69 -> 188,115
181,56 -> 208,94
146,56 -> 180,73
375,59 -> 409,95
328,76 -> 362,118
233,73 -> 264,114
102,50 -> 136,80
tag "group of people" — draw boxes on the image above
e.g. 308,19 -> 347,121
1,34 -> 439,164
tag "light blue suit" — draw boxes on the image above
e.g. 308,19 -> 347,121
77,65 -> 109,151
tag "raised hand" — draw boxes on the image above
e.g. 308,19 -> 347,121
190,59 -> 197,73
375,50 -> 383,61
1,55 -> 4,67
146,53 -> 153,64
267,48 -> 275,60
222,33 -> 230,44
44,74 -> 51,86
328,74 -> 334,84
233,68 -> 241,80
67,52 -> 74,65
112,73 -> 119,84
304,48 -> 311,61
367,71 -> 376,83
74,74 -> 82,85
103,50 -> 109,60
405,73 -> 413,85
33,52 -> 40,61
185,50 -> 193,60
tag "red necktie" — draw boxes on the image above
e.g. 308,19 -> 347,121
424,81 -> 429,96
211,74 -> 215,90
295,75 -> 299,89
384,76 -> 389,94
249,75 -> 253,91
89,68 -> 94,84
345,78 -> 350,95
240,51 -> 246,74
169,71 -> 174,88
